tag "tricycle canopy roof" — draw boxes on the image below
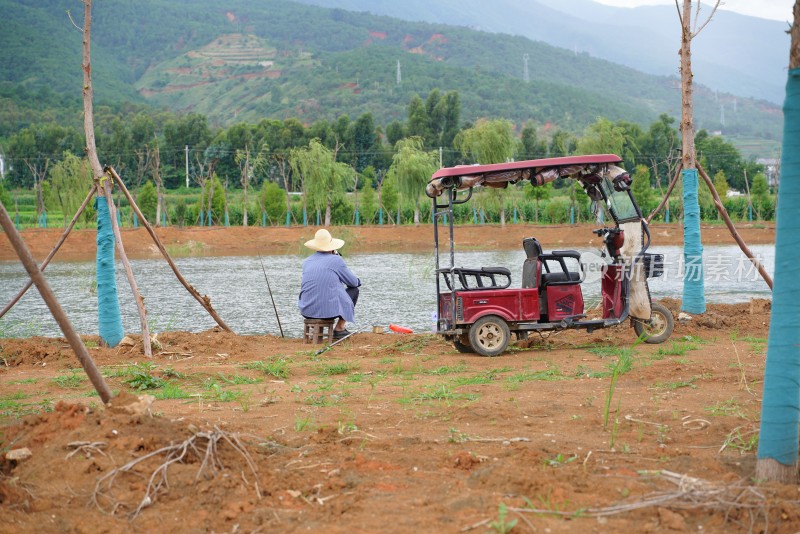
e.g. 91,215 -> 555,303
426,154 -> 623,198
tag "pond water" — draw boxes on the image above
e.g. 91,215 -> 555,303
0,245 -> 774,339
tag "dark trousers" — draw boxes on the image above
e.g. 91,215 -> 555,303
346,286 -> 359,307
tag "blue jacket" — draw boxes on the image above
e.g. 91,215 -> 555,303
298,252 -> 360,321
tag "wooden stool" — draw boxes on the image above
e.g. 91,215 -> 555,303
303,319 -> 335,344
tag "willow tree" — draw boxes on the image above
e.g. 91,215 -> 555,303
455,119 -> 516,225
756,0 -> 800,485
677,0 -> 720,314
291,139 -> 350,226
45,152 -> 94,227
389,137 -> 439,224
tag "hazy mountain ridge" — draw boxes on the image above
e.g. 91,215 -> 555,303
295,0 -> 788,104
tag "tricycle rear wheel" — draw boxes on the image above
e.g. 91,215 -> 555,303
633,302 -> 674,344
469,315 -> 510,357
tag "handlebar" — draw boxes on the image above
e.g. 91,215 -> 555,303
592,227 -> 621,236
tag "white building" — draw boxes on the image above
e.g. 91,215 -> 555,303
756,158 -> 780,188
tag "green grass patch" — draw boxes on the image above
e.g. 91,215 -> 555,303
216,373 -> 262,385
8,378 -> 38,385
654,375 -> 702,390
655,341 -> 698,357
425,363 -> 468,376
451,369 -> 502,386
389,334 -> 437,353
405,383 -> 479,404
125,368 -> 166,390
0,391 -> 51,418
586,346 -> 629,358
52,371 -> 87,389
313,362 -> 358,376
722,427 -> 759,453
203,382 -> 244,402
240,358 -> 289,379
506,366 -> 565,384
102,361 -> 157,379
303,394 -> 342,407
153,382 -> 192,400
705,398 -> 749,419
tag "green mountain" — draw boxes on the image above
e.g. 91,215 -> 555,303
0,0 -> 783,143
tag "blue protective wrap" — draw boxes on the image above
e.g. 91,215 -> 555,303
95,196 -> 124,347
757,68 -> 800,466
681,168 -> 706,313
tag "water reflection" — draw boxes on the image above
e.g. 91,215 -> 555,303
0,245 -> 774,338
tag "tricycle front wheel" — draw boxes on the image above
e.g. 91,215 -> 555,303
633,302 -> 674,344
469,315 -> 510,357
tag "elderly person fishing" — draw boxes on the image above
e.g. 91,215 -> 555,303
298,228 -> 361,339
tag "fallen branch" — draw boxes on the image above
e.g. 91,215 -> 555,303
507,470 -> 786,530
93,426 -> 261,518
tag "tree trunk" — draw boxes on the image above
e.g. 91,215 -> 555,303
755,0 -> 800,485
82,0 -> 150,355
679,0 -> 706,314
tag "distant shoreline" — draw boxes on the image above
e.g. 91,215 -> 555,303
0,223 -> 776,262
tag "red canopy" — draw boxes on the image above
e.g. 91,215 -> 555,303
426,154 -> 623,198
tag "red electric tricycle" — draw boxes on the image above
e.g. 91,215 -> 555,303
426,154 -> 674,357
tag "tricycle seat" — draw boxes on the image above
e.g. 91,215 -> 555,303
541,271 -> 582,286
439,267 -> 512,291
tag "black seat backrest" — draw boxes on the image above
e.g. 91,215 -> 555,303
523,237 -> 542,260
522,237 -> 542,288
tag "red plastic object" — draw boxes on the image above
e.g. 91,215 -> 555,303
389,324 -> 413,334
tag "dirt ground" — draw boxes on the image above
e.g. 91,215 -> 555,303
0,222 -> 777,261
0,223 -> 790,533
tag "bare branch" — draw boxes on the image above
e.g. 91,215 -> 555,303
693,0 -> 721,37
65,9 -> 83,31
675,0 -> 683,27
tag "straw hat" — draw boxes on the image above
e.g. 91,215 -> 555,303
304,228 -> 345,252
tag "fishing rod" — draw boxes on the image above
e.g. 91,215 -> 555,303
258,255 -> 284,338
315,326 -> 363,355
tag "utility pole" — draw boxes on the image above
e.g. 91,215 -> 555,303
396,60 -> 401,85
523,54 -> 530,83
185,145 -> 189,188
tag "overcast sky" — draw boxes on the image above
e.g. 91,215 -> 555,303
593,0 -> 794,22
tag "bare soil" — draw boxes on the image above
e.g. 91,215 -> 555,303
0,224 -> 790,533
0,222 -> 776,261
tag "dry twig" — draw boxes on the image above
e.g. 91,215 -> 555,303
66,441 -> 109,460
92,427 -> 261,518
507,469 -> 795,531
